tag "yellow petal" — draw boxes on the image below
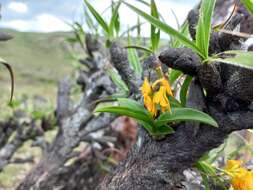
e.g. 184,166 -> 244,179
152,77 -> 173,97
152,78 -> 163,89
161,78 -> 173,97
153,86 -> 171,113
225,160 -> 244,173
141,77 -> 152,96
232,171 -> 253,190
143,94 -> 156,117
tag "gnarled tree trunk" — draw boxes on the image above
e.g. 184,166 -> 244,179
16,1 -> 253,190
97,1 -> 253,190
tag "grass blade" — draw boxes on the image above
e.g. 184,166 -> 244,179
241,0 -> 253,15
120,21 -> 145,37
195,0 -> 216,59
84,8 -> 98,34
170,21 -> 189,48
150,0 -> 160,52
127,34 -> 142,76
109,1 -> 122,37
180,76 -> 192,106
125,45 -> 153,54
83,0 -> 109,35
106,66 -> 129,92
123,2 -> 204,58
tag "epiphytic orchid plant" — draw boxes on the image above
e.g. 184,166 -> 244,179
95,62 -> 218,138
91,0 -> 218,138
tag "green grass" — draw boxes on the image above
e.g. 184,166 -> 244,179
0,29 -> 75,118
0,29 -> 76,189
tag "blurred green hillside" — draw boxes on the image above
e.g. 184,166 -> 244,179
0,29 -> 75,117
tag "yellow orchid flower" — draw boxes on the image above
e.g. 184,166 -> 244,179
152,77 -> 173,96
225,160 -> 244,176
161,77 -> 173,97
141,77 -> 152,96
140,77 -> 157,117
225,160 -> 253,190
153,86 -> 171,113
232,171 -> 253,190
143,94 -> 157,117
140,76 -> 173,117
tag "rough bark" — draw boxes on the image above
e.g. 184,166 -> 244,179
97,2 -> 253,190
2,0 -> 252,189
16,35 -> 134,190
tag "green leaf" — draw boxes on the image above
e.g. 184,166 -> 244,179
125,45 -> 153,54
70,22 -> 85,50
0,59 -> 14,102
65,37 -> 78,44
136,0 -> 166,22
196,161 -> 216,175
123,1 -> 204,58
137,17 -> 142,44
83,0 -> 109,35
170,21 -> 189,48
109,1 -> 121,37
138,120 -> 154,134
155,107 -> 218,128
117,98 -> 149,115
106,67 -> 129,92
120,21 -> 145,38
84,8 -> 98,34
168,96 -> 183,108
211,50 -> 253,69
169,69 -> 182,85
180,76 -> 192,106
154,125 -> 175,136
94,105 -> 154,127
205,141 -> 227,164
241,0 -> 253,15
127,35 -> 142,76
150,0 -> 160,52
95,98 -> 158,134
195,161 -> 215,190
195,0 -> 216,59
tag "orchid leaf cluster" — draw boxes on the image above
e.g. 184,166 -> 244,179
95,66 -> 218,138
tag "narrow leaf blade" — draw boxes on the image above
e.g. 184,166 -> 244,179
241,0 -> 253,15
83,0 -> 109,35
106,67 -> 129,92
211,50 -> 253,69
180,76 -> 192,106
127,35 -> 142,76
150,0 -> 160,52
195,0 -> 216,59
123,2 -> 204,58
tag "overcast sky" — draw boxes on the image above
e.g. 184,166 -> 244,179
0,0 -> 199,36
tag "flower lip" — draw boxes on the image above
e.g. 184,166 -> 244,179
140,77 -> 173,117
